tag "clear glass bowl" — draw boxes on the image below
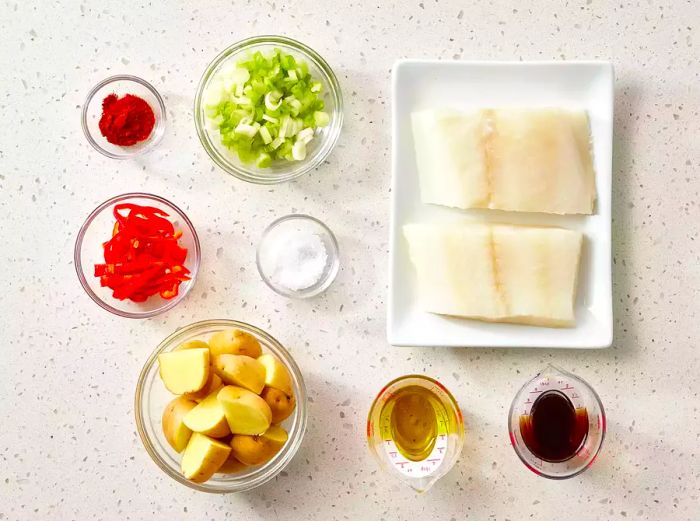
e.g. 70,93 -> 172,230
367,375 -> 465,493
194,35 -> 343,184
74,193 -> 200,318
508,365 -> 606,479
256,214 -> 340,298
82,75 -> 166,159
135,319 -> 308,493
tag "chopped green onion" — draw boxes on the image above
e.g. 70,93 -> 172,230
256,152 -> 272,168
259,125 -> 273,144
297,127 -> 314,144
314,111 -> 330,127
292,140 -> 306,160
234,121 -> 259,137
264,91 -> 282,111
203,47 -> 332,167
270,136 -> 284,150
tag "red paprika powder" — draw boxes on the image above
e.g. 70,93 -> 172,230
99,93 -> 155,146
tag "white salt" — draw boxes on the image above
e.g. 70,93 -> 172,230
266,228 -> 328,291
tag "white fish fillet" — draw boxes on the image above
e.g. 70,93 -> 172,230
403,223 -> 583,327
411,109 -> 596,214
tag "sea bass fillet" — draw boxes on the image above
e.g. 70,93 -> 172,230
411,109 -> 596,214
403,223 -> 583,327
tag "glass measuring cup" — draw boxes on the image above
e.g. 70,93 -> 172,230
508,365 -> 606,479
367,375 -> 464,492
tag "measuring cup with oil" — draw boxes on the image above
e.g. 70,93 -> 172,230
508,365 -> 606,479
367,375 -> 464,492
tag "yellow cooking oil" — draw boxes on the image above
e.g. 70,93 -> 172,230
380,385 -> 454,462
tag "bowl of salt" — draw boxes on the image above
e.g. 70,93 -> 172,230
256,214 -> 339,299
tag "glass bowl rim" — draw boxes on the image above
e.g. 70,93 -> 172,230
73,192 -> 200,319
81,74 -> 167,159
255,213 -> 340,299
193,35 -> 343,184
134,319 -> 309,493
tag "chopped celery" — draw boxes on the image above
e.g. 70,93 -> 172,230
256,152 -> 272,168
297,127 -> 314,144
203,47 -> 332,167
234,122 -> 259,138
264,91 -> 282,111
314,111 -> 330,127
292,140 -> 306,160
259,125 -> 272,144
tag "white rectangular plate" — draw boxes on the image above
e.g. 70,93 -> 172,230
388,60 -> 614,348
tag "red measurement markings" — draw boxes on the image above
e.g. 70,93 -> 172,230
427,459 -> 441,465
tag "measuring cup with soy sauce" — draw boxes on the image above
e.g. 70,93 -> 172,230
508,365 -> 606,479
367,375 -> 464,492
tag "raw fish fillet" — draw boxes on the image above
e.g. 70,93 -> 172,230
411,109 -> 596,214
403,223 -> 583,327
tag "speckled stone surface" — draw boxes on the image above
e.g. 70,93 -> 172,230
1,1 -> 698,520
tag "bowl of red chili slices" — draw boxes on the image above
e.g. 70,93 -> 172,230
74,193 -> 200,318
82,75 -> 166,159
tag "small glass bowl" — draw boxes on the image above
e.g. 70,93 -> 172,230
508,365 -> 606,480
82,75 -> 166,159
256,214 -> 340,299
135,319 -> 308,493
194,35 -> 343,184
74,193 -> 200,318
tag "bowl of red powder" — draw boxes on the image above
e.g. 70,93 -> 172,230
82,75 -> 166,159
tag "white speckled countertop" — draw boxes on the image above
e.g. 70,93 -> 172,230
1,1 -> 698,520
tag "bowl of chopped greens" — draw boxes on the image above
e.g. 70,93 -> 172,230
194,36 -> 343,184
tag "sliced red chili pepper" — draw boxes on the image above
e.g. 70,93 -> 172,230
159,283 -> 180,299
170,265 -> 190,276
128,292 -> 150,303
95,203 -> 189,303
114,203 -> 169,219
124,213 -> 174,238
95,260 -> 167,277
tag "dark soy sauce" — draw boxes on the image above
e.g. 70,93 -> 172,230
519,390 -> 589,462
